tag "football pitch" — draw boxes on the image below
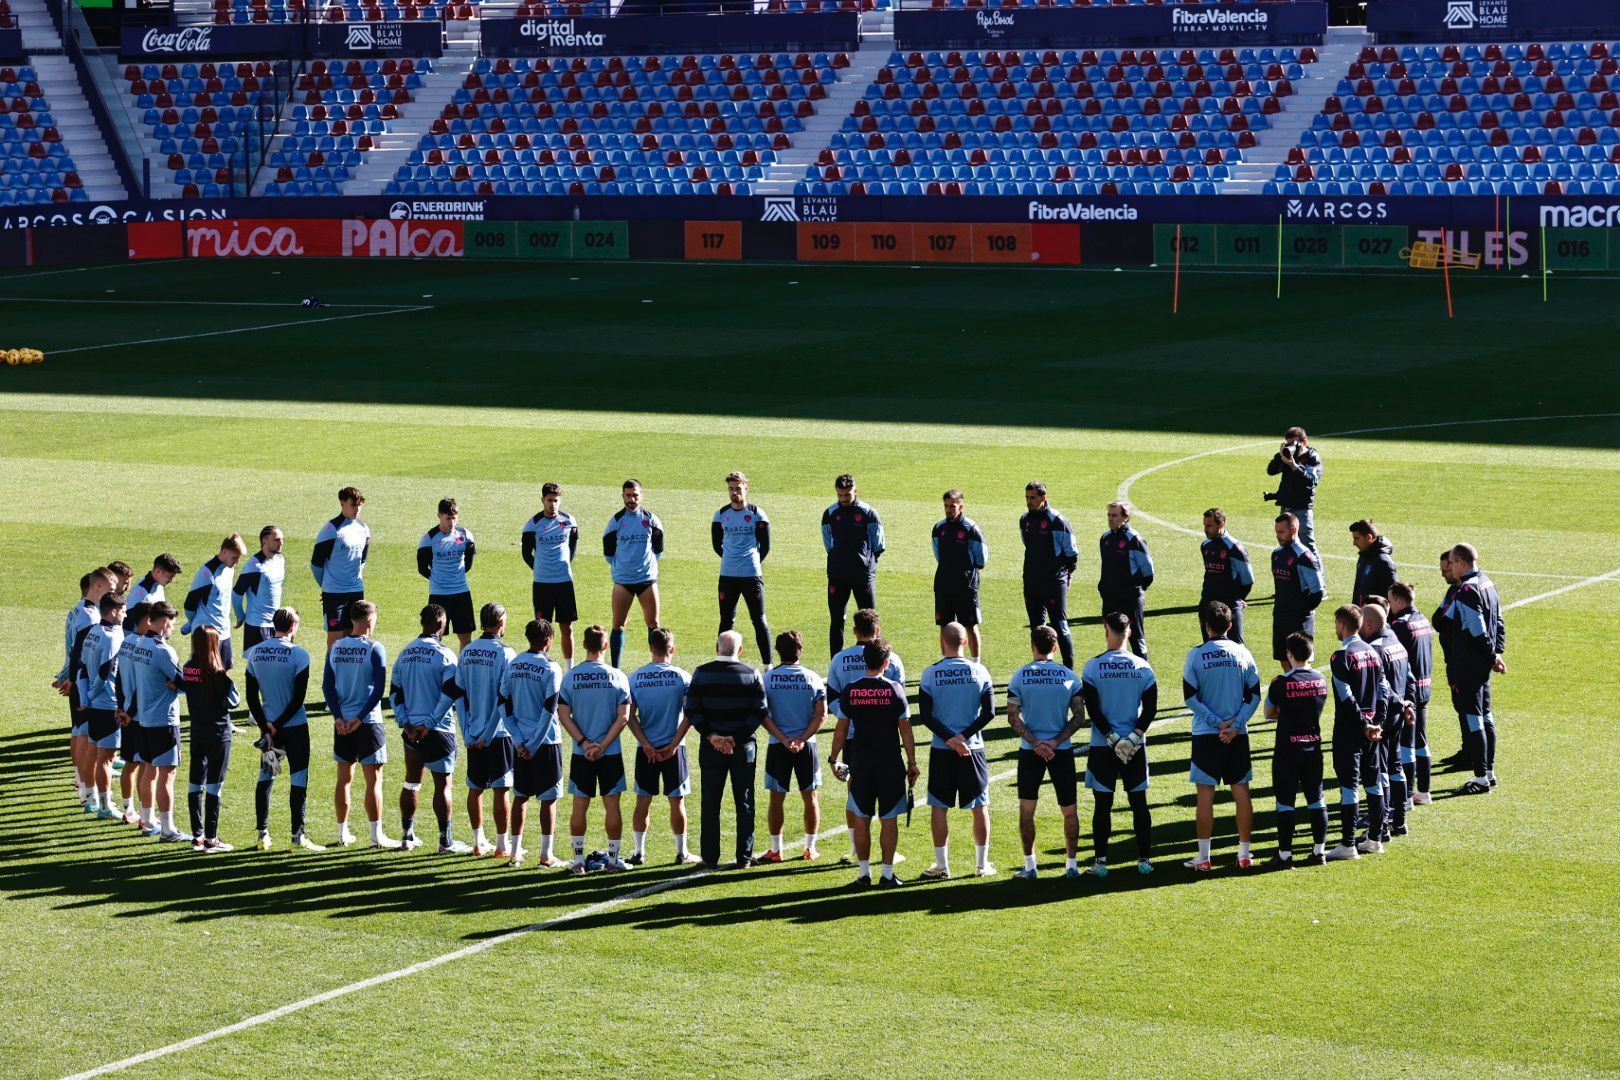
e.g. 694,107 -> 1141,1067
2,257 -> 1618,1078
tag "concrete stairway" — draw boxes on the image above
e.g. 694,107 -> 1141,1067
753,29 -> 889,195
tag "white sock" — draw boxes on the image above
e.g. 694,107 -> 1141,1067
1065,856 -> 1077,871
337,817 -> 351,836
496,832 -> 509,855
858,858 -> 871,877
1313,842 -> 1326,855
126,797 -> 137,815
1197,838 -> 1212,860
564,658 -> 573,671
159,810 -> 173,832
510,831 -> 523,855
974,843 -> 989,868
97,789 -> 111,809
805,831 -> 818,851
141,806 -> 155,827
881,862 -> 894,880
571,835 -> 585,863
674,832 -> 688,857
1238,840 -> 1252,860
1278,849 -> 1293,861
770,833 -> 783,854
1023,853 -> 1037,872
540,834 -> 554,860
608,838 -> 621,860
848,836 -> 858,858
474,828 -> 488,847
934,845 -> 949,871
633,830 -> 646,857
369,820 -> 383,843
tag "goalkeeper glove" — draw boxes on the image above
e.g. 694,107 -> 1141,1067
1116,730 -> 1145,763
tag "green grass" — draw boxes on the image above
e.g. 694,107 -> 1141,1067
1,258 -> 1618,1078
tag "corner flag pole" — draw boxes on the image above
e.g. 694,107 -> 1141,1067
1541,226 -> 1549,302
1442,228 -> 1454,318
1173,223 -> 1182,315
1275,213 -> 1283,299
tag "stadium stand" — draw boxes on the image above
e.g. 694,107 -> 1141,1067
209,0 -> 470,23
386,51 -> 847,197
267,58 -> 431,195
124,60 -> 280,197
0,62 -> 90,205
1268,41 -> 1620,196
799,45 -> 1316,195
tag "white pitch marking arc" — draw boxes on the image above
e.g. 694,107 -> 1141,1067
49,305 -> 434,355
1117,412 -> 1620,582
59,764 -> 1022,1080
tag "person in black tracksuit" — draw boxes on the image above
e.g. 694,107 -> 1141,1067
821,474 -> 885,658
1265,427 -> 1323,551
181,626 -> 240,851
1350,521 -> 1399,607
684,633 -> 769,868
1097,501 -> 1154,660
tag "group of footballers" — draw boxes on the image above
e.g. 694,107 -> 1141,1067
50,433 -> 1508,887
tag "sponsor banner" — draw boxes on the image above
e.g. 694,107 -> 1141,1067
1541,228 -> 1607,271
855,221 -> 913,262
1030,222 -> 1080,265
120,20 -> 440,60
481,12 -> 858,58
572,220 -> 628,258
1367,0 -> 1620,44
969,222 -> 1033,263
515,221 -> 572,258
1340,225 -> 1408,268
186,218 -> 342,257
127,221 -> 184,260
1152,223 -> 1216,266
684,220 -> 742,260
342,218 -> 463,257
912,222 -> 971,263
895,2 -> 1326,50
465,220 -> 517,258
797,221 -> 854,261
0,25 -> 25,64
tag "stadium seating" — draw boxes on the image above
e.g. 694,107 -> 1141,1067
210,0 -> 469,23
124,61 -> 279,198
386,51 -> 845,197
0,64 -> 89,205
801,46 -> 1314,195
1268,41 -> 1620,195
266,58 -> 431,195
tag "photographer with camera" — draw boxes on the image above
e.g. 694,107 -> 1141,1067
1265,427 -> 1323,551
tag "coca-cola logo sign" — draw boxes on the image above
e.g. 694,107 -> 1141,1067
187,219 -> 340,257
140,27 -> 214,53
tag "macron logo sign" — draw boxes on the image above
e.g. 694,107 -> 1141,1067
1540,203 -> 1620,228
1027,201 -> 1138,222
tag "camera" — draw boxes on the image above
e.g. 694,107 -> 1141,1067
1262,491 -> 1280,503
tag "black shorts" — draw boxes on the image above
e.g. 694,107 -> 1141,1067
927,745 -> 989,809
532,581 -> 578,624
332,722 -> 387,765
431,592 -> 476,636
402,727 -> 457,771
933,580 -> 981,628
633,744 -> 692,798
67,683 -> 82,730
568,753 -> 627,798
322,591 -> 364,633
85,707 -> 121,746
847,752 -> 907,820
1084,743 -> 1150,794
243,625 -> 269,651
1016,746 -> 1078,806
466,737 -> 514,790
1190,732 -> 1253,786
764,740 -> 821,793
513,744 -> 565,801
616,580 -> 656,598
133,723 -> 181,766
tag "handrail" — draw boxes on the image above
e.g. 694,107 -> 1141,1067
53,0 -> 149,199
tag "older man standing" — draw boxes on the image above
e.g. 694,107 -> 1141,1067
685,631 -> 769,869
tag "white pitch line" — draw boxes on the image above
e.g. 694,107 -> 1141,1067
1117,412 -> 1620,582
0,297 -> 404,309
1503,566 -> 1620,610
64,764 -> 1020,1079
49,306 -> 434,355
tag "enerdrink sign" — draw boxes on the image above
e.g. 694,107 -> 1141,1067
341,219 -> 464,257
